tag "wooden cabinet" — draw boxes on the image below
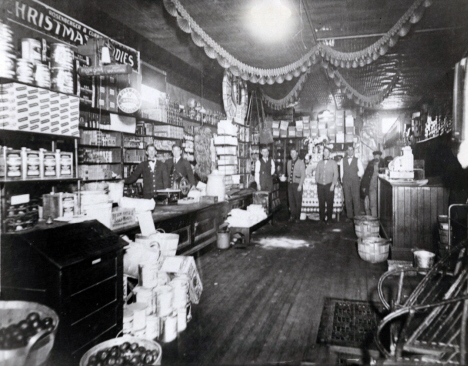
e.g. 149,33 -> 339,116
0,220 -> 124,363
379,177 -> 449,260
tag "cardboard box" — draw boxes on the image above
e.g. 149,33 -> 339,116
160,256 -> 203,304
336,133 -> 345,143
345,134 -> 354,143
345,126 -> 355,134
111,207 -> 136,230
345,116 -> 354,127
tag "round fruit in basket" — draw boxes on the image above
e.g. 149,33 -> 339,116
80,336 -> 162,366
0,301 -> 59,366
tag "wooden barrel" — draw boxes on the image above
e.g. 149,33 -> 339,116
354,215 -> 380,238
357,237 -> 390,264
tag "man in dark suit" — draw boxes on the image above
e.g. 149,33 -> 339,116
124,145 -> 169,199
165,144 -> 196,187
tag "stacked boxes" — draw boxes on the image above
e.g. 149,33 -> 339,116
79,164 -> 121,181
80,130 -> 119,146
0,83 -> 79,136
95,76 -> 118,113
153,125 -> 184,139
215,120 -> 239,189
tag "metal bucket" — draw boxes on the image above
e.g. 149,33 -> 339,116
414,250 -> 435,269
217,231 -> 230,249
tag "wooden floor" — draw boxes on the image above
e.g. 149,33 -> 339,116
162,218 -> 388,365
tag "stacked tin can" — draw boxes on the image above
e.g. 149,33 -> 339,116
50,43 -> 74,94
20,38 -> 51,87
0,23 -> 17,79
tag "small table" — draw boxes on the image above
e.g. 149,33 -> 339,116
229,216 -> 270,245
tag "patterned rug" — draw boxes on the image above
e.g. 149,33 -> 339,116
316,297 -> 387,353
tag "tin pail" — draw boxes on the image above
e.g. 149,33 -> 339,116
217,231 -> 230,249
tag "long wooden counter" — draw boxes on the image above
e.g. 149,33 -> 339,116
378,176 -> 449,260
114,191 -> 253,255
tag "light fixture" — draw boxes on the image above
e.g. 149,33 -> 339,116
248,0 -> 292,42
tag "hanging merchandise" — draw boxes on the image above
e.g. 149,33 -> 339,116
194,126 -> 215,182
222,71 -> 248,123
163,0 -> 431,84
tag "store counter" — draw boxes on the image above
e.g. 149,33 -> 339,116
378,176 -> 449,260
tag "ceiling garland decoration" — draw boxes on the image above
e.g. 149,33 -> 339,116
330,68 -> 400,108
163,0 -> 431,84
261,66 -> 399,110
261,71 -> 310,110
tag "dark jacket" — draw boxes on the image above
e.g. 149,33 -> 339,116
165,158 -> 196,186
125,160 -> 169,199
360,159 -> 383,198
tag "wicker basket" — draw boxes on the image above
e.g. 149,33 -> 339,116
357,237 -> 390,264
79,336 -> 162,366
0,301 -> 59,366
354,215 -> 380,238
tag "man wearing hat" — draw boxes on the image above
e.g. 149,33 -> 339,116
166,143 -> 196,188
360,150 -> 383,217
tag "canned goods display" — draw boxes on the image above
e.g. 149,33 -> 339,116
50,43 -> 74,70
16,58 -> 34,84
21,38 -> 42,63
51,67 -> 73,94
0,23 -> 16,78
34,63 -> 51,88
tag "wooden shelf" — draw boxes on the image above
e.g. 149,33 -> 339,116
81,178 -> 122,183
0,128 -> 80,140
136,116 -> 183,127
78,162 -> 122,165
0,77 -> 77,98
0,177 -> 79,184
79,126 -> 125,133
79,144 -> 121,148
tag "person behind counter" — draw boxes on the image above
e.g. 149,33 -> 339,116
165,144 -> 196,188
124,145 -> 170,199
255,146 -> 275,191
360,150 -> 383,217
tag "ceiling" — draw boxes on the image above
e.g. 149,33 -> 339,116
68,0 -> 468,113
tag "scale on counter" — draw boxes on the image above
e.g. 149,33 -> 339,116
155,189 -> 181,205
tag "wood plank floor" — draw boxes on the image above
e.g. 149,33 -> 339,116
162,219 -> 388,365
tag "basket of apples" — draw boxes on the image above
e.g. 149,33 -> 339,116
80,336 -> 162,366
0,301 -> 59,366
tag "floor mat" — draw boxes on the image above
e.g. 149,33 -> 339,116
316,297 -> 387,354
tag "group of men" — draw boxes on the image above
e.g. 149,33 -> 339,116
255,145 -> 384,225
124,144 -> 196,199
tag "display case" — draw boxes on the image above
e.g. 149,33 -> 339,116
0,220 -> 125,363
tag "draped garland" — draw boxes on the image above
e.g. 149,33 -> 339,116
163,0 -> 432,84
261,66 -> 399,110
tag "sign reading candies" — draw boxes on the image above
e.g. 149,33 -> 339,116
118,88 -> 141,114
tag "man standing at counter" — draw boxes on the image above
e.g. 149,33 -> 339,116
124,144 -> 169,199
340,146 -> 364,221
361,150 -> 383,217
287,149 -> 305,222
255,146 -> 275,191
166,144 -> 196,188
315,147 -> 339,225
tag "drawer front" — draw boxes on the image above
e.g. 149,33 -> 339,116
64,254 -> 118,295
68,278 -> 118,323
172,225 -> 191,250
69,302 -> 119,351
193,216 -> 217,243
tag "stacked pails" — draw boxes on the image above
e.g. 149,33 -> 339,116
0,23 -> 16,79
50,43 -> 74,93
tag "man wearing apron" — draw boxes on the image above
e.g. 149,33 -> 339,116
255,146 -> 275,191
